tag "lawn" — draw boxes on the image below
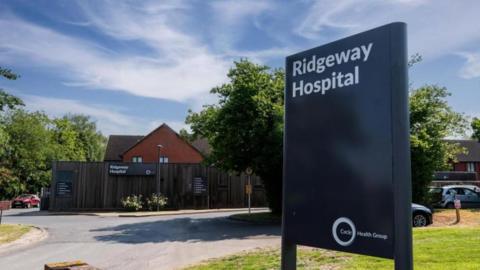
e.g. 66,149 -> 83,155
185,210 -> 480,270
0,224 -> 31,244
229,212 -> 281,224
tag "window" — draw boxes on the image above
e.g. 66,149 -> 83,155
464,189 -> 479,197
467,162 -> 475,172
132,156 -> 142,163
159,156 -> 169,163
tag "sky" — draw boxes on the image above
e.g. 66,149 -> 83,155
1,0 -> 479,136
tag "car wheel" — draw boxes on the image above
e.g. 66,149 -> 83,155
413,213 -> 428,227
446,202 -> 454,209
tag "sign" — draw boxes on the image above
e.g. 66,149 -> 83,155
108,163 -> 156,176
283,23 -> 411,262
454,199 -> 461,209
55,170 -> 74,197
193,177 -> 208,195
245,184 -> 252,195
0,201 -> 10,211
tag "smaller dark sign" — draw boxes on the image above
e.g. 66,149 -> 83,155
55,170 -> 74,197
108,163 -> 156,176
193,177 -> 208,195
56,182 -> 72,197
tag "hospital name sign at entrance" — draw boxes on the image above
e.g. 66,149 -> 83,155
282,23 -> 413,270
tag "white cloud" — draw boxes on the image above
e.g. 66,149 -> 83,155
224,47 -> 298,64
458,52 -> 480,79
209,0 -> 274,51
295,0 -> 480,60
21,95 -> 186,136
211,0 -> 273,25
0,5 -> 229,102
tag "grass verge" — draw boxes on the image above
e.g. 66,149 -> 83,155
228,212 -> 281,225
184,225 -> 480,270
0,224 -> 31,244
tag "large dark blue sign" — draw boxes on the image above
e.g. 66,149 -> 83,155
283,23 -> 411,261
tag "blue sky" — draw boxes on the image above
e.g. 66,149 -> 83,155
1,0 -> 479,136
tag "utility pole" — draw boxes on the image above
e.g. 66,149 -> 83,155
156,144 -> 163,211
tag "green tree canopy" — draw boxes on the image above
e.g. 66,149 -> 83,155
0,67 -> 23,111
187,60 -> 284,213
409,85 -> 466,203
62,114 -> 107,161
2,109 -> 54,193
0,68 -> 107,199
471,117 -> 480,141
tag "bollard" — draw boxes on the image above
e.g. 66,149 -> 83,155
454,199 -> 461,224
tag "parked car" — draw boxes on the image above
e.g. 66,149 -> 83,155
430,185 -> 480,209
11,194 -> 40,208
412,203 -> 433,227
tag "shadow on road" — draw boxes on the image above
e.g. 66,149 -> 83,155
4,209 -> 47,217
5,210 -> 82,217
91,217 -> 280,244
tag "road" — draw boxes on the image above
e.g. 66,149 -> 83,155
0,208 -> 280,270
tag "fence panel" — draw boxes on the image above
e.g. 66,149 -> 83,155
50,161 -> 267,211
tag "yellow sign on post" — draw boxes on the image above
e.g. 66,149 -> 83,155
245,184 -> 252,195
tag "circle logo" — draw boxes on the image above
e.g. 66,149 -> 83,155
146,170 -> 152,175
332,217 -> 356,247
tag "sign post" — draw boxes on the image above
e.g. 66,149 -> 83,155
0,201 -> 11,225
282,23 -> 411,270
246,167 -> 253,214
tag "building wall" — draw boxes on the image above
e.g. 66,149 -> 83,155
453,162 -> 480,172
122,125 -> 203,163
453,162 -> 467,171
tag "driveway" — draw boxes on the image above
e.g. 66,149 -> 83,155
0,209 -> 280,270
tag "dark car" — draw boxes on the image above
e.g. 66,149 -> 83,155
12,194 -> 41,208
412,203 -> 432,227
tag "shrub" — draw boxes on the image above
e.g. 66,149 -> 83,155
121,194 -> 143,211
0,168 -> 24,200
146,193 -> 168,211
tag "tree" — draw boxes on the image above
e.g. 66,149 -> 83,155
187,60 -> 284,213
179,128 -> 194,143
51,118 -> 86,161
409,85 -> 466,204
62,114 -> 107,161
471,117 -> 480,141
0,167 -> 23,200
2,110 -> 54,193
0,67 -> 23,111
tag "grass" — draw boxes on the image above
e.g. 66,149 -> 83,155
185,210 -> 480,270
229,212 -> 281,224
346,226 -> 480,270
0,224 -> 31,244
184,248 -> 350,270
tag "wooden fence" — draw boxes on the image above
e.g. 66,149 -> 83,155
50,161 -> 267,211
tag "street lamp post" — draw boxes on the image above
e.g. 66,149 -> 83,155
246,167 -> 253,215
156,144 -> 164,211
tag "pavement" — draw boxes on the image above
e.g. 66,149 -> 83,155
0,208 -> 280,270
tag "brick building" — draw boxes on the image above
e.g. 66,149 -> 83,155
104,123 -> 204,163
449,139 -> 480,175
434,140 -> 480,182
